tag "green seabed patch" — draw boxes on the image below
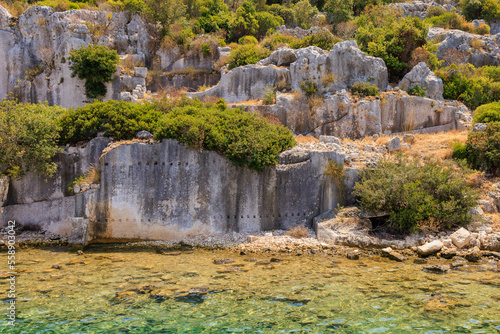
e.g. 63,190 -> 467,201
1,247 -> 499,333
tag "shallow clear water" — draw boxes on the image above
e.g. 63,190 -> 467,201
1,247 -> 500,333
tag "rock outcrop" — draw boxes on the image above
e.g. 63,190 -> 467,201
244,90 -> 471,138
398,62 -> 444,100
189,41 -> 388,103
0,5 -> 153,107
389,0 -> 457,20
428,27 -> 500,67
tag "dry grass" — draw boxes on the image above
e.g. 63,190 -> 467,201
286,225 -> 309,238
295,135 -> 319,144
229,99 -> 263,106
0,0 -> 27,17
74,165 -> 100,186
402,130 -> 467,163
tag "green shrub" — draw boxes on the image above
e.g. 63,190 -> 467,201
153,97 -> 296,170
255,11 -> 284,39
290,30 -> 341,50
324,0 -> 354,24
454,122 -> 500,175
292,0 -> 319,29
475,23 -> 490,35
350,81 -> 380,96
228,1 -> 259,41
59,100 -> 161,144
201,43 -> 211,56
68,44 -> 119,99
260,33 -> 297,50
0,101 -> 64,178
426,6 -> 447,18
268,4 -> 295,26
226,44 -> 271,70
355,10 -> 428,82
460,0 -> 500,21
424,12 -> 474,32
261,85 -> 276,105
407,84 -> 427,97
196,0 -> 231,33
436,64 -> 500,110
239,35 -> 258,45
353,157 -> 479,232
300,79 -> 319,98
473,102 -> 500,124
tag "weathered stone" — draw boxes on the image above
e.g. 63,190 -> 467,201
278,148 -> 311,165
213,258 -> 235,265
0,176 -> 9,207
136,130 -> 153,140
346,252 -> 360,260
399,62 -> 444,100
472,123 -> 487,132
402,133 -> 415,143
423,264 -> 450,273
417,240 -> 443,256
450,227 -> 471,249
440,247 -> 457,259
387,137 -> 401,151
258,47 -> 297,67
464,246 -> 482,262
479,199 -> 497,214
488,190 -> 500,210
133,67 -> 147,78
381,247 -> 406,262
414,258 -> 427,264
319,135 -> 340,145
469,206 -> 484,218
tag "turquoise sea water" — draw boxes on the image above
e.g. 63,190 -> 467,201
1,247 -> 499,333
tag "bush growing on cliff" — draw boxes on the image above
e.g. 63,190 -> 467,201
453,122 -> 500,176
0,101 -> 64,178
355,7 -> 428,82
436,64 -> 500,110
226,44 -> 271,70
68,44 -> 119,99
59,100 -> 161,144
350,81 -> 379,96
473,102 -> 500,124
460,0 -> 500,21
353,157 -> 479,232
153,97 -> 296,170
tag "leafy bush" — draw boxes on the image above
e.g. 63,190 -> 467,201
0,101 -> 64,178
153,98 -> 296,170
424,12 -> 474,32
59,100 -> 161,144
255,11 -> 284,39
228,1 -> 259,41
226,44 -> 271,70
239,35 -> 258,45
324,0 -> 353,24
261,85 -> 276,105
196,0 -> 231,33
355,9 -> 428,82
293,0 -> 319,29
290,30 -> 341,50
300,79 -> 319,98
426,6 -> 447,18
454,122 -> 500,175
473,102 -> 500,124
407,84 -> 427,97
350,81 -> 380,96
460,0 -> 500,21
268,4 -> 295,26
353,157 -> 479,232
68,44 -> 119,99
436,64 -> 500,110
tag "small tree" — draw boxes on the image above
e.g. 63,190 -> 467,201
69,44 -> 119,99
0,101 -> 64,178
324,0 -> 353,25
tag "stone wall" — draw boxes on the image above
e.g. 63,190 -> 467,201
0,139 -> 353,244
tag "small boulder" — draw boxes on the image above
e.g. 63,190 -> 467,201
464,246 -> 482,262
134,67 -> 148,78
319,135 -> 341,145
423,264 -> 450,273
213,258 -> 235,265
479,200 -> 497,214
381,247 -> 406,262
469,206 -> 484,218
414,258 -> 427,264
402,133 -> 415,143
398,62 -> 444,100
472,123 -> 487,132
387,137 -> 401,151
440,247 -> 457,259
417,240 -> 443,256
346,251 -> 360,260
136,130 -> 154,140
450,227 -> 471,249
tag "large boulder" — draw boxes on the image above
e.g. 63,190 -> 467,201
188,65 -> 289,103
399,62 -> 444,100
427,27 -> 500,67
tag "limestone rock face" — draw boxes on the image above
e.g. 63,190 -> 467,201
399,62 -> 444,100
427,27 -> 500,67
389,0 -> 457,20
417,240 -> 443,256
450,227 -> 471,249
0,5 -> 153,107
245,91 -> 471,139
188,65 -> 289,103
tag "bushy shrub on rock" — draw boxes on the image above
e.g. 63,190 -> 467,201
0,100 -> 64,178
453,122 -> 500,176
350,81 -> 380,96
473,102 -> 500,124
353,157 -> 478,232
227,44 -> 271,70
